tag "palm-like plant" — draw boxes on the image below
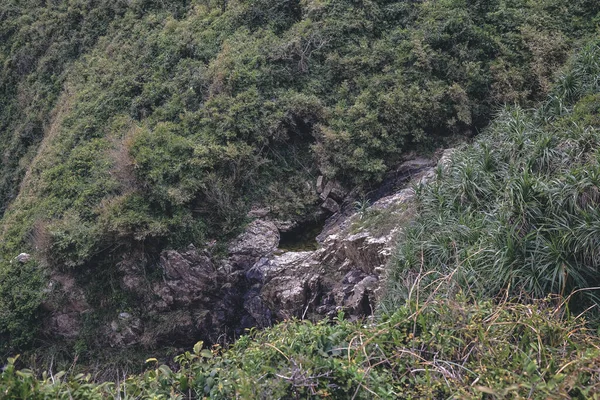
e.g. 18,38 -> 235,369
384,40 -> 600,311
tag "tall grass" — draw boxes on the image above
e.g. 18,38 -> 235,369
386,40 -> 600,310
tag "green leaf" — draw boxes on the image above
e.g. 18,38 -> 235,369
200,349 -> 213,359
193,341 -> 204,355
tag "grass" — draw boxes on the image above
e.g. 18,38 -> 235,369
385,40 -> 600,312
350,199 -> 415,238
2,292 -> 599,399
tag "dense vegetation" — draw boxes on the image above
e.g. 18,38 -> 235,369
2,0 -> 600,395
3,297 -> 600,399
1,0 -> 599,358
387,38 -> 600,311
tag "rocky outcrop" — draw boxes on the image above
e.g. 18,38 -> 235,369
247,185 -> 416,323
43,273 -> 89,339
43,153 -> 450,348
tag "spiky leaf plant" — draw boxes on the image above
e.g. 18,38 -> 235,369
387,40 -> 600,310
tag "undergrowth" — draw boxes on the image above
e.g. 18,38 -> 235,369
386,39 -> 600,311
2,294 -> 599,399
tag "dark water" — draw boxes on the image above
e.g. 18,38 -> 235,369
278,218 -> 327,251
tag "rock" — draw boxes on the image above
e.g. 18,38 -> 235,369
318,180 -> 347,201
396,157 -> 433,174
247,207 -> 271,218
320,180 -> 333,200
316,176 -> 324,194
273,220 -> 297,233
15,253 -> 31,263
368,156 -> 435,202
329,182 -> 348,202
347,276 -> 379,315
321,198 -> 340,213
228,219 -> 280,270
371,188 -> 415,210
244,292 -> 272,328
229,220 -> 279,258
439,148 -> 456,171
43,273 -> 89,340
108,313 -> 142,347
52,314 -> 81,339
119,312 -> 132,320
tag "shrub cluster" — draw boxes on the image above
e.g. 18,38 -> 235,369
2,296 -> 599,399
387,40 -> 600,310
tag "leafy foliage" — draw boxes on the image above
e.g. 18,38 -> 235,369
387,40 -> 600,309
2,297 -> 599,399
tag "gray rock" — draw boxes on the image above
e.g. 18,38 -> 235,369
329,182 -> 348,202
371,188 -> 415,210
108,313 -> 142,347
15,253 -> 31,263
229,220 -> 279,258
316,176 -> 324,194
396,157 -> 434,174
439,148 -> 456,171
247,207 -> 271,218
319,180 -> 333,200
43,273 -> 89,340
52,314 -> 81,339
273,219 -> 296,233
321,198 -> 340,214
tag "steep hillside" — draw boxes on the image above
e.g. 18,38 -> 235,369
3,35 -> 599,400
386,39 -> 600,311
1,0 -> 599,361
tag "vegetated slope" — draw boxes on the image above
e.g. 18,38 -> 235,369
5,48 -> 600,397
2,298 -> 599,398
0,0 -> 599,357
386,39 -> 600,311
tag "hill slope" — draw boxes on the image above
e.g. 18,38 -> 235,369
1,0 -> 599,361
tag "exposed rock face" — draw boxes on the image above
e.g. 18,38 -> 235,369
142,220 -> 281,345
43,154 -> 446,349
321,197 -> 340,213
43,273 -> 89,339
247,186 -> 416,322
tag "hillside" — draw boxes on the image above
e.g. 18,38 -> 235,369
1,0 -> 600,393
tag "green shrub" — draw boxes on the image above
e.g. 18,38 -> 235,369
387,40 -> 600,310
2,297 -> 599,399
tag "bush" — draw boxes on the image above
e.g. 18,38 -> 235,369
386,40 -> 600,310
2,296 -> 599,399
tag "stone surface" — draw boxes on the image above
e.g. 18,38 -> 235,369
320,180 -> 334,200
107,312 -> 143,347
229,219 -> 279,258
247,207 -> 271,218
321,197 -> 340,214
15,253 -> 31,263
316,175 -> 324,194
43,273 -> 89,339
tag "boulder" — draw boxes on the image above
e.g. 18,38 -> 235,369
321,198 -> 340,214
15,253 -> 31,263
229,220 -> 279,258
316,176 -> 324,194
